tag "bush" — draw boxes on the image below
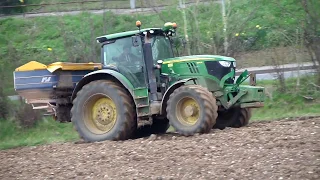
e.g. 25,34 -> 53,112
0,91 -> 9,119
14,102 -> 42,128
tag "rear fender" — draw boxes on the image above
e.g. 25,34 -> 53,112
71,69 -> 135,101
160,78 -> 196,115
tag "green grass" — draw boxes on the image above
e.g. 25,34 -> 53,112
23,0 -> 206,13
251,75 -> 320,120
0,118 -> 79,150
1,0 -> 210,16
252,88 -> 320,120
252,103 -> 320,121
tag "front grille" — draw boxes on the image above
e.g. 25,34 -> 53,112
204,61 -> 235,84
187,62 -> 199,73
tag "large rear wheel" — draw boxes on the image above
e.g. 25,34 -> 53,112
71,80 -> 136,142
166,85 -> 218,136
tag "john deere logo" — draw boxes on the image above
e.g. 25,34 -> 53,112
41,77 -> 51,83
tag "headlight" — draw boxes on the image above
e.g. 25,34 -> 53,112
233,61 -> 236,67
219,61 -> 231,67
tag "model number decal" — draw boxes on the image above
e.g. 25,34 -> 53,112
41,77 -> 51,83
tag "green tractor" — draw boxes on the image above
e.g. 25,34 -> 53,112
70,21 -> 265,141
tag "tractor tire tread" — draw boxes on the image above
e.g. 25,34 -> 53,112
71,80 -> 136,142
166,85 -> 217,136
183,85 -> 218,131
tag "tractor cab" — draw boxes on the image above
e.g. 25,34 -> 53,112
96,22 -> 180,101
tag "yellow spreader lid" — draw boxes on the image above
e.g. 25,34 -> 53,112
15,61 -> 102,73
46,62 -> 102,73
15,61 -> 47,71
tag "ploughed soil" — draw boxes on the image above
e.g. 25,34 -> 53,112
1,117 -> 319,180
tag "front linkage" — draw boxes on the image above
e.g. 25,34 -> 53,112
217,69 -> 265,110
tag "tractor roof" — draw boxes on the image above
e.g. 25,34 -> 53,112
96,28 -> 162,43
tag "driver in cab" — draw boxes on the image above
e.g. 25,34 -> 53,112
117,44 -> 141,64
113,43 -> 144,87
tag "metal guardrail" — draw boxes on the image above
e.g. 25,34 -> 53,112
235,63 -> 318,76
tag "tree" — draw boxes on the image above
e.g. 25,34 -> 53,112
300,0 -> 320,83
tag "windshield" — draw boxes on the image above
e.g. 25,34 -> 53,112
102,37 -> 143,66
102,37 -> 146,88
151,35 -> 174,62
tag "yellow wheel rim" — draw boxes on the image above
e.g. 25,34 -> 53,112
83,94 -> 117,134
176,97 -> 200,126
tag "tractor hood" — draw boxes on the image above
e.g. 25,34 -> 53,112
162,55 -> 235,65
161,54 -> 237,84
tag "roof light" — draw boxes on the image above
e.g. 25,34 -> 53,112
164,22 -> 173,27
136,20 -> 141,28
172,22 -> 177,29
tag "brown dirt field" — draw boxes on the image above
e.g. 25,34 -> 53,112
0,117 -> 319,180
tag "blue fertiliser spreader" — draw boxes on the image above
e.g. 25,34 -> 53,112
13,61 -> 102,115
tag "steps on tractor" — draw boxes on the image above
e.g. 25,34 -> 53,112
135,96 -> 148,99
137,104 -> 149,108
133,88 -> 150,117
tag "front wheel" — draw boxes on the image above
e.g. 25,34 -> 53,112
233,108 -> 252,127
166,85 -> 218,136
71,80 -> 136,142
214,107 -> 252,129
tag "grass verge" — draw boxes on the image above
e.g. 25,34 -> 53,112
9,0 -> 207,14
0,118 -> 79,150
251,75 -> 320,120
252,98 -> 320,121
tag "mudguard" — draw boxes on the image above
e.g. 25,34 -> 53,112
160,78 -> 196,114
71,69 -> 135,101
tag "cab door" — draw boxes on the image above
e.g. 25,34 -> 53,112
102,36 -> 147,88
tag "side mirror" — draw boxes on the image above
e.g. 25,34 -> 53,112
154,60 -> 163,69
132,35 -> 139,47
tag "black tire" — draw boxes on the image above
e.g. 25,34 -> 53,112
150,117 -> 170,134
233,108 -> 252,127
214,107 -> 240,129
134,117 -> 169,138
214,107 -> 252,129
166,85 -> 218,136
56,104 -> 72,123
71,80 -> 136,142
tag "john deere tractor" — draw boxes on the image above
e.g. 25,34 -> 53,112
63,21 -> 264,141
